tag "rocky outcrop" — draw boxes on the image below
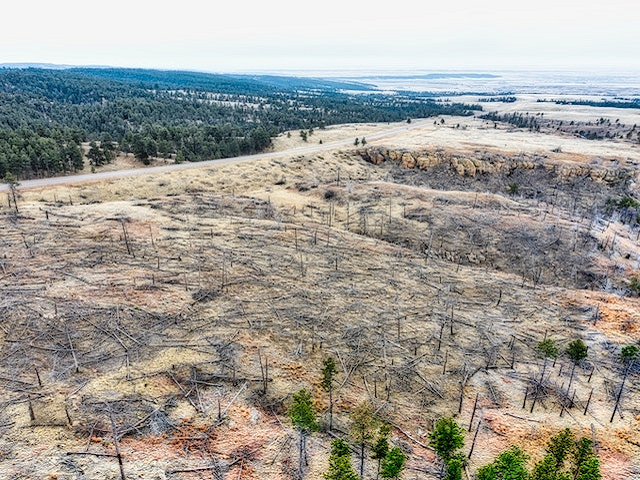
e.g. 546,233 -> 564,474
356,147 -> 629,184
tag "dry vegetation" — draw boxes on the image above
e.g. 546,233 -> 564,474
1,111 -> 640,480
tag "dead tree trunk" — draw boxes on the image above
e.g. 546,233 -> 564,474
610,367 -> 630,423
109,412 -> 126,480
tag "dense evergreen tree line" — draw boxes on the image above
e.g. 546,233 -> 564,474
480,111 -> 541,130
549,98 -> 640,109
1,68 -> 481,179
0,127 -> 83,179
478,96 -> 517,103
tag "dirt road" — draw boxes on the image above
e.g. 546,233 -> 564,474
0,120 -> 427,192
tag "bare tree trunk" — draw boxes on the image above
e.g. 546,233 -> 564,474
468,419 -> 481,459
10,185 -> 19,214
328,387 -> 333,431
610,367 -> 629,423
469,393 -> 479,431
567,362 -> 576,392
109,412 -> 126,480
298,431 -> 307,479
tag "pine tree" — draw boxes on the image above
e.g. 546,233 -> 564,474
620,344 -> 639,365
572,438 -> 597,479
330,438 -> 351,457
537,338 -> 559,360
611,344 -> 640,422
288,388 -> 319,478
324,439 -> 358,480
531,454 -> 560,480
546,428 -> 575,470
349,402 -> 377,479
476,445 -> 529,480
566,339 -> 588,364
565,339 -> 588,391
575,457 -> 601,480
371,424 -> 391,478
325,455 -> 359,480
428,417 -> 465,464
444,453 -> 465,480
380,446 -> 406,480
321,356 -> 338,430
532,430 -> 576,479
289,388 -> 319,433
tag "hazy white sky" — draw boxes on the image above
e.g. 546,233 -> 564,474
3,0 -> 639,73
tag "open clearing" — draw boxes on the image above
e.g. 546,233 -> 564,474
1,100 -> 640,479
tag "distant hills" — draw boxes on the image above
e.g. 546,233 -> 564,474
1,62 -> 74,69
0,63 -> 498,88
343,72 -> 499,79
0,64 -> 377,92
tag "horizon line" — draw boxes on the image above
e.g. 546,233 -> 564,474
2,62 -> 640,77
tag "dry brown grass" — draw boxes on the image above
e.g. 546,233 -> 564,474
1,119 -> 639,479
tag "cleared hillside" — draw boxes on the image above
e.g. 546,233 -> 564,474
1,115 -> 639,480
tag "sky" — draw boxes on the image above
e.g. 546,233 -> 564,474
3,0 -> 639,74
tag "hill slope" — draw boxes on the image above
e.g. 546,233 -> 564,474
1,116 -> 639,479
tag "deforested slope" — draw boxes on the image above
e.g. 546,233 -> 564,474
1,120 -> 639,479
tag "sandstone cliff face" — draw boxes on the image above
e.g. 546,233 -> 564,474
356,147 -> 629,184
